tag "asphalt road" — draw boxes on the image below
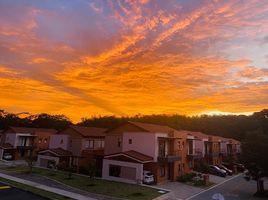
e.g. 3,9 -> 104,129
187,174 -> 266,200
0,182 -> 49,200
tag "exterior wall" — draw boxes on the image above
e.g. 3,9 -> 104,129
34,131 -> 53,151
49,135 -> 69,150
58,128 -> 83,156
4,133 -> 16,147
37,155 -> 60,167
102,159 -> 143,184
69,138 -> 82,156
122,132 -> 157,161
104,135 -> 122,155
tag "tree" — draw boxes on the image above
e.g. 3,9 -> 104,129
241,130 -> 268,196
88,159 -> 97,179
25,153 -> 37,174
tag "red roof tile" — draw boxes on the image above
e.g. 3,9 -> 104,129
70,125 -> 107,137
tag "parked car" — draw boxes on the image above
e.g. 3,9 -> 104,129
234,163 -> 245,172
143,170 -> 154,184
217,165 -> 233,175
3,153 -> 13,161
209,165 -> 227,177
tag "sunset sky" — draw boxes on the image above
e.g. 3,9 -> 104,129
1,0 -> 268,122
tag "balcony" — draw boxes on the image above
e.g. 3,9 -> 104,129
17,145 -> 36,151
157,151 -> 181,163
187,149 -> 203,160
205,152 -> 219,158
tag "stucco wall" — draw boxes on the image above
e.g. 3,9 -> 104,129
49,134 -> 69,150
5,133 -> 17,147
104,135 -> 122,155
122,132 -> 157,160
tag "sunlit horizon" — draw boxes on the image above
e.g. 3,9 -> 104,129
1,0 -> 268,122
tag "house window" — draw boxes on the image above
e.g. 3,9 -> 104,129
38,139 -> 42,144
189,160 -> 193,169
94,140 -> 104,148
44,139 -> 47,144
128,139 -> 132,144
85,140 -> 94,149
160,165 -> 165,177
182,163 -> 185,171
178,164 -> 181,172
109,165 -> 121,177
118,138 -> 122,147
60,139 -> 64,144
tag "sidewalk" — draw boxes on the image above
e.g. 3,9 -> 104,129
0,172 -> 96,200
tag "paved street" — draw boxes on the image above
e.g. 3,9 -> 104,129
0,182 -> 49,200
187,174 -> 266,200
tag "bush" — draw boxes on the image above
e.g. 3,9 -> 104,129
194,161 -> 209,173
177,173 -> 196,182
193,179 -> 205,186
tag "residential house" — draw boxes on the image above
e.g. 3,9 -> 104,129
37,125 -> 106,176
102,121 -> 187,184
0,127 -> 56,160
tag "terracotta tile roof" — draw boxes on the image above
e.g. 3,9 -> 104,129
7,126 -> 57,134
128,121 -> 177,133
123,150 -> 154,162
105,150 -> 153,163
0,143 -> 14,149
39,148 -> 72,157
70,125 -> 107,137
184,131 -> 209,140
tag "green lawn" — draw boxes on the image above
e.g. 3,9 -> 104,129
0,166 -> 163,200
0,177 -> 72,200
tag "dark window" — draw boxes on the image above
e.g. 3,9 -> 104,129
60,139 -> 63,144
128,139 -> 132,144
118,138 -> 122,147
160,165 -> 165,177
109,165 -> 121,177
178,164 -> 181,172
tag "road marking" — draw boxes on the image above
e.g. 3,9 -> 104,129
185,174 -> 242,200
0,186 -> 11,190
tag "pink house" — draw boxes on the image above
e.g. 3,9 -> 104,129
37,125 -> 106,175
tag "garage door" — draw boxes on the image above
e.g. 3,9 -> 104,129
120,166 -> 136,180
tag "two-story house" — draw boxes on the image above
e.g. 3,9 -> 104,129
0,127 -> 56,160
37,125 -> 106,175
102,121 -> 187,184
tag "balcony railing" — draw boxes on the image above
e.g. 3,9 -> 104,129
187,149 -> 203,159
157,150 -> 181,163
205,152 -> 219,158
17,145 -> 36,151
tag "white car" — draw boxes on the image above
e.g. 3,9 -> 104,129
143,170 -> 154,184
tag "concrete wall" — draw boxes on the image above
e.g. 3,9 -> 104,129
49,134 -> 69,150
102,159 -> 143,184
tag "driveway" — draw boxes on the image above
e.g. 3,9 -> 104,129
158,174 -> 241,200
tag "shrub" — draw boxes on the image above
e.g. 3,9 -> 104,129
193,179 -> 205,186
177,173 -> 196,182
194,161 -> 209,173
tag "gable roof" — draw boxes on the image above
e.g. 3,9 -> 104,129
6,126 -> 57,134
105,150 -> 153,163
69,125 -> 107,137
185,131 -> 209,140
39,148 -> 72,157
128,121 -> 177,133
